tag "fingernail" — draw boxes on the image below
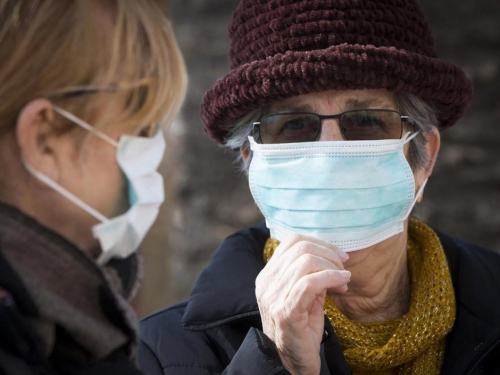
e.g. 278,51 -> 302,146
339,251 -> 349,260
339,270 -> 351,280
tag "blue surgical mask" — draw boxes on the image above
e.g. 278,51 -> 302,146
248,132 -> 426,252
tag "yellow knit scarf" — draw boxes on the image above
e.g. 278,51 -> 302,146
263,218 -> 456,374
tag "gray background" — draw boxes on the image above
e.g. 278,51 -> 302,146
136,0 -> 500,316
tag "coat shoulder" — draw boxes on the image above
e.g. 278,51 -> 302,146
438,230 -> 500,277
438,230 -> 500,325
139,301 -> 225,374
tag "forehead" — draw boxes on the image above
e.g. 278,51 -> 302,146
268,89 -> 398,113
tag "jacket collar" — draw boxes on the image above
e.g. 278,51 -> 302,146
182,222 -> 268,330
438,231 -> 500,374
182,222 -> 500,372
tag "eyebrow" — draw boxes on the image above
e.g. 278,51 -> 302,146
343,98 -> 395,111
268,99 -> 315,114
266,96 -> 396,115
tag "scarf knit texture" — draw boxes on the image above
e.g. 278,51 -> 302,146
263,218 -> 456,374
0,203 -> 139,360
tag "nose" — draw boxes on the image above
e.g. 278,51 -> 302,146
318,119 -> 344,141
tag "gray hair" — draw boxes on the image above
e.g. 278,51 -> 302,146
224,92 -> 438,173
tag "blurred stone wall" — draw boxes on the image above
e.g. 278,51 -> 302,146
137,0 -> 500,317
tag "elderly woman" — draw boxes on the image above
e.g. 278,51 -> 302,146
139,0 -> 500,374
0,1 -> 186,374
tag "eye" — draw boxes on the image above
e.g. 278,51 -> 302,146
356,115 -> 385,127
137,123 -> 160,137
138,127 -> 149,137
340,110 -> 401,141
283,118 -> 309,130
279,116 -> 319,142
342,112 -> 388,130
259,113 -> 320,144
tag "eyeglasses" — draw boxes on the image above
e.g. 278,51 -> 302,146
252,109 -> 415,144
45,82 -> 160,138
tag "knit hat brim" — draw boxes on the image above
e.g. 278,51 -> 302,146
201,43 -> 473,144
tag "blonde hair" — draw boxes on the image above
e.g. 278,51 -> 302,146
0,0 -> 187,135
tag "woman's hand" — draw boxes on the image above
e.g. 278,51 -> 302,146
255,235 -> 350,375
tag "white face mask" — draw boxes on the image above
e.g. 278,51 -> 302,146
248,132 -> 426,252
23,106 -> 166,265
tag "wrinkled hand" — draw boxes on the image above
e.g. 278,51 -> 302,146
256,235 -> 350,375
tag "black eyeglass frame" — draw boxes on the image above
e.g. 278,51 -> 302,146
251,109 -> 416,144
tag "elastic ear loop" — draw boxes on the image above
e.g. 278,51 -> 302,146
52,105 -> 119,147
21,105 -> 119,223
402,130 -> 420,144
22,159 -> 110,223
403,179 -> 428,220
401,130 -> 427,220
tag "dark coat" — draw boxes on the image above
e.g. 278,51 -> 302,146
139,222 -> 500,375
0,250 -> 144,375
0,203 -> 143,375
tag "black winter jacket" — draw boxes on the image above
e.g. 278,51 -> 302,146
139,222 -> 500,375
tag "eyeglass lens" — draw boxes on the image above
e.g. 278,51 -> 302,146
258,110 -> 403,144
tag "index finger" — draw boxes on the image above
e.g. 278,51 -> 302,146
271,233 -> 349,263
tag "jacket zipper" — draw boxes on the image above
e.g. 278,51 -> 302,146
183,311 -> 261,331
466,334 -> 500,374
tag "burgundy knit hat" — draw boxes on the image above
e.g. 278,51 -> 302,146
201,0 -> 473,144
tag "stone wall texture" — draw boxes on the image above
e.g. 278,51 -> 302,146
137,0 -> 500,316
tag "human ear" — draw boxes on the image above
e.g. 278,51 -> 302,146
240,146 -> 251,163
422,127 -> 441,178
16,99 -> 62,182
415,127 -> 441,192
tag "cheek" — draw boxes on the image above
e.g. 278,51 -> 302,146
77,140 -> 127,216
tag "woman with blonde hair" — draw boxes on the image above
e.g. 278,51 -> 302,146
0,1 -> 186,374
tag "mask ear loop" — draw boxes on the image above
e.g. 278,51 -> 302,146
403,178 -> 428,221
52,105 -> 119,148
21,105 -> 115,224
401,130 -> 427,220
22,159 -> 110,223
248,136 -> 259,150
402,130 -> 421,145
